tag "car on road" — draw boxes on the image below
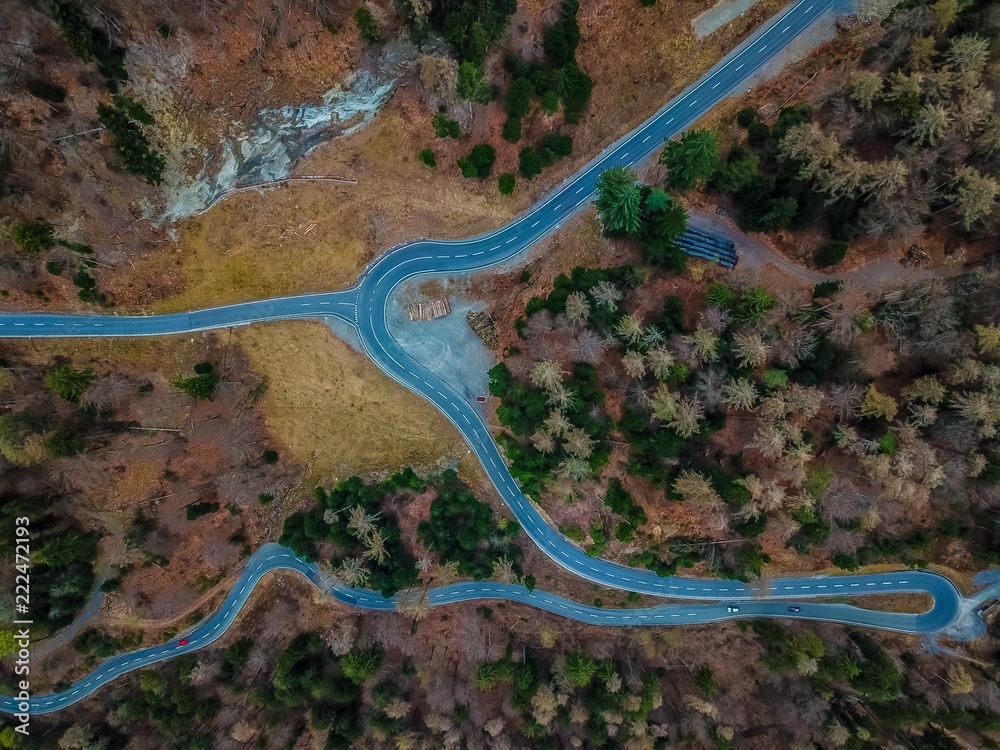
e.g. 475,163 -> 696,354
177,637 -> 189,647
788,606 -> 801,613
727,605 -> 739,613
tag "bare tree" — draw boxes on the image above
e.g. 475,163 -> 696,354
565,291 -> 591,326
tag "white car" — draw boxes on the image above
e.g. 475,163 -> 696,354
727,605 -> 739,613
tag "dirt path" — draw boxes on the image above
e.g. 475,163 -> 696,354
687,210 -> 937,290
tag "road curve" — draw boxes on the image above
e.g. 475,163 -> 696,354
0,0 -> 980,715
0,543 -> 957,716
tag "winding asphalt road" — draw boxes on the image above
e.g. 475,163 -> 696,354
0,543 -> 965,716
0,0 -> 988,716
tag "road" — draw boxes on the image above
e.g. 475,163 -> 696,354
0,543 -> 969,716
0,0 -> 987,716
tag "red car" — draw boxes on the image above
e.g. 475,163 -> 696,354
177,637 -> 189,647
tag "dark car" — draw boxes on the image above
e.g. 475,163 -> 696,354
788,606 -> 801,613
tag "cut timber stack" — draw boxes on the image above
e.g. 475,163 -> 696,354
407,298 -> 451,321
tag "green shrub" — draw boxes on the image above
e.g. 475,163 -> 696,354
736,107 -> 757,127
457,143 -> 496,179
734,286 -> 777,325
816,241 -> 849,268
186,501 -> 219,520
262,449 -> 280,465
431,112 -> 460,139
45,261 -> 64,275
457,61 -> 492,104
96,95 -> 165,184
44,428 -> 85,458
539,132 -> 573,161
418,148 -> 436,168
519,147 -> 544,179
746,121 -> 770,145
353,7 -> 382,44
613,521 -> 635,543
498,172 -> 516,195
559,524 -> 585,542
505,76 -> 535,119
44,366 -> 95,402
502,115 -> 522,143
171,362 -> 220,401
541,90 -> 560,114
812,279 -> 843,298
11,220 -> 56,255
704,281 -> 734,309
763,369 -> 788,390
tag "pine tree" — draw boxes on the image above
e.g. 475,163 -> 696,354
593,166 -> 642,234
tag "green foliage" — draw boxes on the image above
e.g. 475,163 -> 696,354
45,0 -> 128,88
268,633 -> 363,750
705,282 -> 735,309
418,148 -> 436,168
505,76 -> 535,119
341,649 -> 383,684
96,95 -> 166,184
787,505 -> 830,553
492,358 -> 613,495
280,474 -> 421,596
560,524 -> 586,542
594,166 -> 642,234
660,129 -> 719,191
638,187 -> 688,271
44,365 -> 95,402
457,61 -> 492,104
816,240 -> 849,268
763,368 -> 788,390
431,112 -> 460,139
519,146 -> 544,180
498,172 -> 516,195
746,120 -> 770,145
803,465 -> 833,499
72,266 -> 110,306
502,115 -> 522,143
602,478 -> 647,529
539,132 -> 573,161
170,362 -> 219,401
714,149 -> 761,194
733,286 -> 778,325
457,143 -> 496,178
564,650 -> 596,686
75,627 -> 140,658
417,471 -> 520,580
10,220 -> 55,255
262,449 -> 280,465
693,665 -> 718,696
732,542 -> 770,580
44,427 -> 85,458
736,107 -> 757,127
812,279 -> 843,298
427,0 -> 517,63
185,500 -> 219,520
353,7 -> 382,44
543,15 -> 581,67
